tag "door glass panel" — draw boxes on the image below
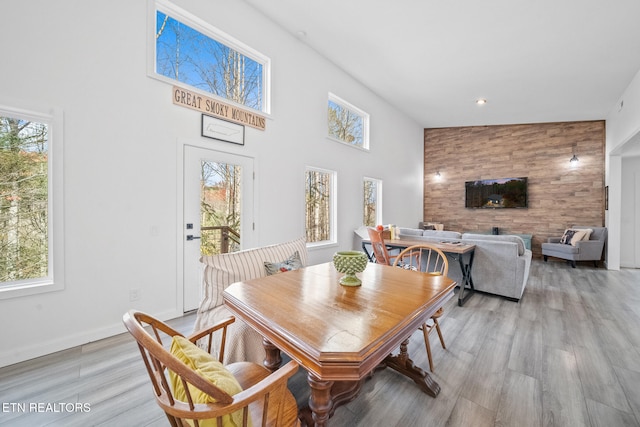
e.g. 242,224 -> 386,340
200,161 -> 241,255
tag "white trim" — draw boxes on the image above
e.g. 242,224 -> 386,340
0,308 -> 181,368
177,139 -> 258,312
148,0 -> 271,114
327,92 -> 370,150
0,103 -> 64,300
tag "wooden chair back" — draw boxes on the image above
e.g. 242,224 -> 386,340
367,227 -> 394,265
392,244 -> 449,276
123,310 -> 300,427
391,245 -> 449,372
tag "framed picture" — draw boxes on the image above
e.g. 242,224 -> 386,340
201,114 -> 245,145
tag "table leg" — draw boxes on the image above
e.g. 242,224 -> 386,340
385,338 -> 441,397
262,338 -> 282,372
457,249 -> 476,306
299,376 -> 363,426
299,374 -> 333,427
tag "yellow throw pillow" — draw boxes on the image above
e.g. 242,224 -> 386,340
169,335 -> 249,427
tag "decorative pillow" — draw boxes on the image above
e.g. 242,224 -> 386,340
169,335 -> 248,427
264,251 -> 303,275
395,263 -> 443,275
560,229 -> 588,246
396,262 -> 418,271
580,228 -> 593,240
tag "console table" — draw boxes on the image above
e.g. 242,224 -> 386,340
362,239 -> 477,306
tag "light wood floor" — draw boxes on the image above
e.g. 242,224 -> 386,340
1,259 -> 640,427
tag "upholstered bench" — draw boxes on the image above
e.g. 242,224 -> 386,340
193,236 -> 308,364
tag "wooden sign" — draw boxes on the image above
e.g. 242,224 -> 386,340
172,86 -> 266,131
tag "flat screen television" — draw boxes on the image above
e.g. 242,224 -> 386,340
465,177 -> 528,208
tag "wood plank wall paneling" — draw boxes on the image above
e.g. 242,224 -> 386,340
423,121 -> 605,258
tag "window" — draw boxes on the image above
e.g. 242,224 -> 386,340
363,178 -> 382,227
327,93 -> 369,150
305,167 -> 337,245
0,106 -> 63,298
153,0 -> 270,113
200,160 -> 242,255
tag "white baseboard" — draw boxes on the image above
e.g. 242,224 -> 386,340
0,308 -> 183,368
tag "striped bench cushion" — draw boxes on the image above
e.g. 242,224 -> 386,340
197,236 -> 308,313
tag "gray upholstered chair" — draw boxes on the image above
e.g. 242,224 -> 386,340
542,226 -> 607,268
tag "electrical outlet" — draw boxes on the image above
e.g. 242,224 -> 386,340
129,288 -> 141,302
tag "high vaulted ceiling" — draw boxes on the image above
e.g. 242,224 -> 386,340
244,0 -> 640,129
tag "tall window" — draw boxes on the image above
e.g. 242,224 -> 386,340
153,1 -> 270,113
0,113 -> 50,289
328,93 -> 369,150
305,167 -> 337,245
363,178 -> 382,227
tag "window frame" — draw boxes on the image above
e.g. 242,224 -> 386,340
148,0 -> 272,114
327,93 -> 370,151
304,166 -> 338,248
0,103 -> 64,299
363,177 -> 383,227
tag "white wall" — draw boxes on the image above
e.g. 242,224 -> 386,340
0,0 -> 423,367
606,68 -> 640,270
620,156 -> 640,267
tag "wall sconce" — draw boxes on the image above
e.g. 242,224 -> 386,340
435,170 -> 442,180
570,145 -> 579,166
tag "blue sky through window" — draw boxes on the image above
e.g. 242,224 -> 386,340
156,11 -> 264,111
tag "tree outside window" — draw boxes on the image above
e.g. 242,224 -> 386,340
305,168 -> 336,244
363,178 -> 382,227
200,161 -> 241,255
328,93 -> 369,150
155,8 -> 268,112
0,116 -> 48,285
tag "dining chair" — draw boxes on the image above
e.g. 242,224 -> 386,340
392,244 -> 449,372
367,227 -> 398,265
123,310 -> 300,427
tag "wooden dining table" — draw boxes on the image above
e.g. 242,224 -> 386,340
223,261 -> 457,426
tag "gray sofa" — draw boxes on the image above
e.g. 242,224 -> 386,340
396,228 -> 532,301
541,226 -> 607,268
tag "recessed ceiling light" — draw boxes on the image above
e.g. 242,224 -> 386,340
296,30 -> 307,38
476,98 -> 487,105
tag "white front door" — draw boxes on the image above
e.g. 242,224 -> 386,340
182,145 -> 254,312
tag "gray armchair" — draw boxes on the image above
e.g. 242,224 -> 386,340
542,226 -> 607,268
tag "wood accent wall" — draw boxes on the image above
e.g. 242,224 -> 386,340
423,121 -> 605,258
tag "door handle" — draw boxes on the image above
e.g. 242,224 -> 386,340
186,235 -> 201,241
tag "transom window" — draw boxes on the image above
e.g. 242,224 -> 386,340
153,0 -> 270,113
305,167 -> 337,246
328,93 -> 369,150
363,177 -> 382,227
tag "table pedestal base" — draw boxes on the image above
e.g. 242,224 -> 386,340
291,337 -> 441,426
384,338 -> 441,397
